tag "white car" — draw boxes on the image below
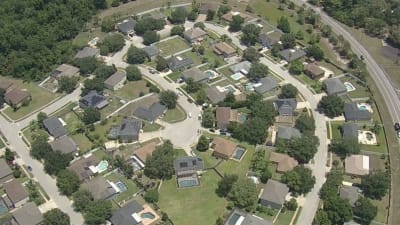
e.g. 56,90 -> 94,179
188,113 -> 192,118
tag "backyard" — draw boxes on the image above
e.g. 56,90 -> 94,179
155,37 -> 190,57
104,172 -> 140,204
112,80 -> 150,100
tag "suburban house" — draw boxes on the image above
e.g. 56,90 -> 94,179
344,103 -> 372,122
222,11 -> 253,23
68,154 -> 100,181
205,86 -> 228,104
74,47 -> 100,59
3,180 -> 29,208
110,200 -> 160,225
82,176 -> 117,200
51,64 -> 80,79
254,77 -> 279,94
79,90 -> 109,109
174,156 -> 204,188
104,71 -> 127,91
213,42 -> 236,58
199,2 -> 220,14
259,179 -> 289,209
269,152 -> 298,173
323,77 -> 347,96
131,141 -> 158,169
224,208 -> 273,225
167,56 -> 193,71
181,67 -> 209,83
133,102 -> 167,123
4,89 -> 31,109
276,126 -> 301,140
108,118 -> 142,142
216,107 -> 240,129
274,98 -> 297,117
0,158 -> 13,185
230,61 -> 252,74
0,80 -> 13,93
339,185 -> 361,207
279,49 -> 306,62
212,137 -> 246,161
305,63 -> 325,80
183,27 -> 207,43
11,202 -> 43,225
259,32 -> 281,49
342,123 -> 359,139
43,117 -> 67,138
142,46 -> 160,60
50,136 -> 78,154
118,18 -> 136,36
345,154 -> 370,176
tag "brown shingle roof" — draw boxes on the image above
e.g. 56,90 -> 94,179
4,89 -> 30,106
3,180 -> 28,205
214,42 -> 236,56
212,137 -> 237,158
0,80 -> 13,92
305,63 -> 325,79
216,107 -> 239,129
68,155 -> 100,181
269,152 -> 298,172
134,141 -> 158,163
104,71 -> 126,87
345,154 -> 370,176
184,27 -> 207,40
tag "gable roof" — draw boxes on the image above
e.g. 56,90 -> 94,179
51,64 -> 80,78
167,56 -> 193,71
118,18 -> 136,34
212,137 -> 237,158
260,179 -> 289,206
339,185 -> 361,207
279,49 -> 306,62
3,180 -> 28,205
344,103 -> 372,121
0,158 -> 13,179
259,32 -> 281,47
345,154 -> 370,176
277,126 -> 301,140
269,152 -> 298,172
142,46 -> 160,58
216,107 -> 239,129
254,77 -> 279,94
184,27 -> 207,40
230,61 -> 251,74
4,89 -> 30,106
12,202 -> 42,225
68,155 -> 100,181
80,91 -> 108,109
119,118 -> 142,138
275,98 -> 297,116
104,71 -> 126,87
323,77 -> 347,95
305,63 -> 325,78
133,102 -> 167,121
225,208 -> 273,225
82,176 -> 116,200
0,80 -> 13,91
205,86 -> 228,104
134,142 -> 158,163
74,47 -> 100,59
43,117 -> 67,138
173,156 -> 204,175
110,200 -> 144,225
214,42 -> 236,55
181,67 -> 208,83
342,123 -> 359,138
50,136 -> 78,154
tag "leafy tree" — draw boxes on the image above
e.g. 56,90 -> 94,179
241,24 -> 261,46
93,0 -> 107,9
134,17 -> 165,36
229,15 -> 244,32
249,100 -> 277,125
194,22 -> 205,29
159,90 -> 178,109
82,78 -> 104,95
284,199 -> 298,211
228,178 -> 258,210
155,56 -> 168,71
216,174 -> 238,197
360,171 -> 390,200
307,45 -> 325,61
235,118 -> 269,144
318,95 -> 344,118
94,64 -> 116,79
206,10 -> 215,21
388,25 -> 400,48
30,135 -> 51,160
74,57 -> 98,75
100,34 -> 125,54
280,84 -> 298,98
56,170 -> 80,196
196,135 -> 209,151
143,30 -> 160,45
329,138 -> 360,159
112,155 -> 134,179
271,43 -> 282,57
37,112 -> 48,127
323,195 -> 353,224
169,7 -> 188,24
353,197 -> 377,225
84,200 -> 112,225
171,25 -> 185,37
277,133 -> 319,163
217,5 -> 231,18
202,109 -> 215,128
313,210 -> 331,225
72,190 -> 94,212
196,89 -> 207,105
280,33 -> 296,49
44,151 -> 73,175
277,16 -> 291,33
242,47 -> 260,62
187,10 -> 198,21
127,45 -> 147,64
281,165 -> 316,195
126,65 -> 142,81
82,107 -> 101,125
4,148 -> 15,162
185,78 -> 201,93
58,77 -> 78,93
43,209 -> 70,225
144,189 -> 159,203
144,141 -> 175,179
295,30 -> 304,40
295,114 -> 315,133
248,62 -> 268,81
289,60 -> 304,75
101,18 -> 114,32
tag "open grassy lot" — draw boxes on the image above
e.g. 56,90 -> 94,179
156,37 -> 190,57
275,210 -> 296,225
112,80 -> 149,100
105,172 -> 140,203
158,170 -> 227,225
329,121 -> 344,140
179,51 -> 203,65
162,106 -> 186,123
372,194 -> 389,224
166,71 -> 182,82
100,95 -> 124,119
1,77 -> 60,121
71,134 -> 93,154
142,121 -> 162,132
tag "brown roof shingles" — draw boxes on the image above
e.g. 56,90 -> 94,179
269,152 -> 298,172
4,89 -> 30,105
214,42 -> 236,56
134,142 -> 158,163
3,180 -> 28,205
212,137 -> 237,158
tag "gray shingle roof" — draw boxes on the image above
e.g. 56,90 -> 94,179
74,47 -> 100,59
110,200 -> 144,225
279,49 -> 306,62
104,71 -> 126,88
3,180 -> 28,206
225,208 -> 273,225
323,78 -> 347,95
12,202 -> 42,225
142,46 -> 160,58
181,67 -> 208,83
43,117 -> 67,138
51,64 -> 80,79
173,156 -> 204,176
133,102 -> 167,121
259,32 -> 281,48
229,61 -> 251,74
68,155 -> 99,181
119,118 -> 142,141
0,158 -> 12,179
339,185 -> 361,207
275,98 -> 297,116
344,103 -> 372,121
80,91 -> 108,109
167,56 -> 193,71
205,87 -> 228,104
50,136 -> 78,154
254,77 -> 278,94
260,179 -> 289,206
342,123 -> 359,138
277,126 -> 301,139
118,18 -> 136,34
82,176 -> 116,200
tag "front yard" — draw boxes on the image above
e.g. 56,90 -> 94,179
112,80 -> 149,100
162,106 -> 186,123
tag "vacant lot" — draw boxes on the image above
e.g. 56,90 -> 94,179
156,37 -> 190,57
112,80 -> 149,100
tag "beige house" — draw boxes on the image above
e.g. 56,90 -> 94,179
269,152 -> 298,173
104,71 -> 126,91
3,180 -> 29,208
345,154 -> 370,176
212,137 -> 237,159
213,42 -> 236,58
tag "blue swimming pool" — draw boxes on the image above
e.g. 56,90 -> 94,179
178,179 -> 198,188
116,181 -> 127,192
141,212 -> 156,219
233,147 -> 246,160
0,199 -> 8,215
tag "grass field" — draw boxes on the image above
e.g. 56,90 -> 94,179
89,116 -> 124,143
179,51 -> 203,65
162,106 -> 186,123
72,27 -> 107,48
100,95 -> 124,119
329,121 -> 344,140
275,210 -> 296,225
112,80 -> 149,100
156,37 -> 190,57
71,134 -> 93,154
158,170 -> 227,225
166,71 -> 182,82
23,128 -> 49,144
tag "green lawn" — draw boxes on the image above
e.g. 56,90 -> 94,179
71,134 -> 93,154
275,210 -> 295,225
155,37 -> 190,57
218,66 -> 232,77
158,170 -> 227,225
88,116 -> 124,143
105,172 -> 140,203
254,208 -> 278,223
194,149 -> 221,169
0,138 -> 5,148
113,80 -> 149,100
339,76 -> 370,99
100,95 -> 124,119
166,71 -> 182,82
1,77 -> 60,120
372,194 -> 389,224
179,51 -> 203,65
22,128 -> 49,144
72,27 -> 107,48
162,106 -> 186,123
142,121 -> 162,132
329,121 -> 344,140
360,127 -> 388,154
51,102 -> 82,133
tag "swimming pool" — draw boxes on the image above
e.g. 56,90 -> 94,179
359,105 -> 368,111
231,73 -> 245,81
116,181 -> 127,192
96,160 -> 109,173
205,70 -> 217,79
224,85 -> 236,93
141,212 -> 156,219
233,147 -> 246,160
0,199 -> 8,215
343,82 -> 356,92
178,179 -> 198,188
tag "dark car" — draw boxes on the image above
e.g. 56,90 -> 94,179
395,122 -> 400,131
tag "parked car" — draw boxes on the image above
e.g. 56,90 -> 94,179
395,122 -> 400,131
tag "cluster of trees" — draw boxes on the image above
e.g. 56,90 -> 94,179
279,84 -> 298,98
249,150 -> 271,183
42,208 -> 70,225
58,77 -> 79,93
241,24 -> 262,46
196,135 -> 210,151
159,90 -> 178,109
113,155 -> 134,178
127,45 -> 147,64
99,34 -> 125,56
72,189 -> 112,225
82,107 -> 101,125
81,63 -> 116,95
169,7 -> 189,24
281,166 -> 316,196
318,95 -> 344,118
0,88 -> 5,106
248,63 -> 269,81
144,141 -> 175,179
134,17 -> 165,35
276,133 -> 319,163
329,137 -> 360,159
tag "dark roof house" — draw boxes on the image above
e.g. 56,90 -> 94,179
74,47 -> 100,59
344,103 -> 372,122
110,201 -> 144,225
167,56 -> 193,71
79,91 -> 108,109
276,126 -> 301,140
43,117 -> 67,138
82,176 -> 116,200
109,118 -> 142,142
12,202 -> 42,225
323,78 -> 347,96
259,179 -> 289,209
118,18 -> 136,35
133,102 -> 167,122
205,86 -> 228,104
339,185 -> 361,207
173,156 -> 204,177
279,49 -> 306,62
142,46 -> 160,59
51,64 -> 80,79
274,98 -> 297,116
254,77 -> 279,94
181,67 -> 209,83
225,208 -> 273,225
68,155 -> 100,181
0,159 -> 13,185
342,123 -> 359,139
50,136 -> 78,154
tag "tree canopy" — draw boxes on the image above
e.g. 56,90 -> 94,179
229,15 -> 244,32
228,178 -> 258,211
56,170 -> 80,196
84,200 -> 112,225
280,33 -> 296,49
217,174 -> 238,197
277,16 -> 291,33
295,114 -> 316,133
127,45 -> 147,64
126,65 -> 142,81
318,95 -> 344,118
143,30 -> 160,46
43,209 -> 70,225
280,84 -> 298,98
353,197 -> 377,225
144,141 -> 175,180
72,189 -> 94,212
248,63 -> 269,81
241,24 -> 261,46
169,7 -> 188,24
242,47 -> 260,62
134,17 -> 165,36
159,90 -> 178,109
329,137 -> 360,159
360,170 -> 390,200
82,107 -> 101,125
281,165 -> 316,195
